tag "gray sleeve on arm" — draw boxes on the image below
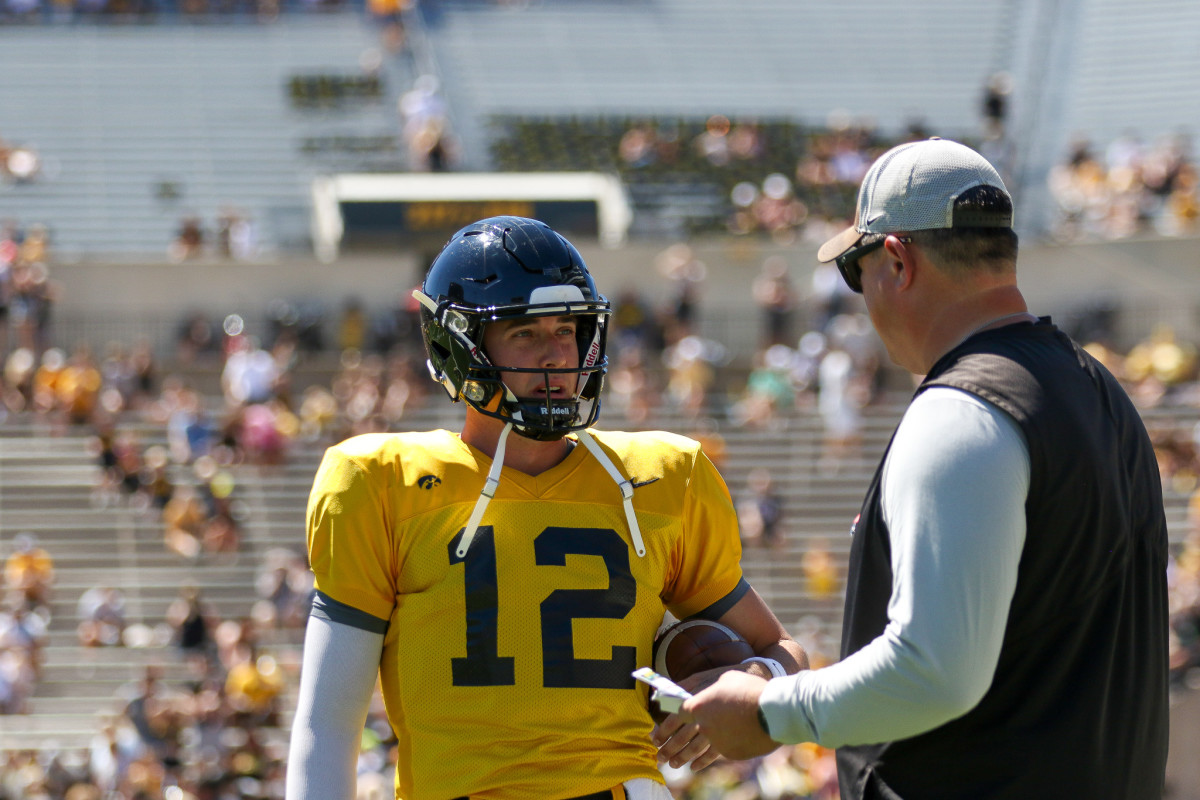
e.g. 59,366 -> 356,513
760,387 -> 1030,747
311,590 -> 390,634
286,615 -> 385,800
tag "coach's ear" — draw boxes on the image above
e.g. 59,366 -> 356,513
883,234 -> 916,291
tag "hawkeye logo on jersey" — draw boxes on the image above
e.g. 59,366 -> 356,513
417,475 -> 442,490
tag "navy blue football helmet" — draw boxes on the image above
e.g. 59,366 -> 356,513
414,216 -> 610,441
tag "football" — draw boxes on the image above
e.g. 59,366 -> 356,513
652,619 -> 756,681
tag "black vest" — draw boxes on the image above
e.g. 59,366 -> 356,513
837,320 -> 1168,800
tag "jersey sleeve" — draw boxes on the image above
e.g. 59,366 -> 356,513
306,444 -> 397,624
663,448 -> 746,620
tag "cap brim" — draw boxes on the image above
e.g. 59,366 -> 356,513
816,225 -> 864,263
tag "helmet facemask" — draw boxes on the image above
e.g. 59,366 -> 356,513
416,290 -> 610,441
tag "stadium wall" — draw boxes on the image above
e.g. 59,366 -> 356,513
49,235 -> 1200,359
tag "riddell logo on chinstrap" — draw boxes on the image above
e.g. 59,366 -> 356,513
584,339 -> 601,368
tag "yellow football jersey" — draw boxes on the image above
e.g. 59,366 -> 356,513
307,428 -> 746,800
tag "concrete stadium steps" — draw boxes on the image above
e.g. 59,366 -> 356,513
1063,0 -> 1200,148
0,15 -> 415,256
0,491 -> 106,511
0,422 -> 309,750
44,575 -> 271,623
0,713 -> 116,751
416,0 -> 1013,170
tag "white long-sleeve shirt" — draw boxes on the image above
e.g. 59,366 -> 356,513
760,387 -> 1030,746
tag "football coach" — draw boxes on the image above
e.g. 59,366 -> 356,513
683,138 -> 1169,800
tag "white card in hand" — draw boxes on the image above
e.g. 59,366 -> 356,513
632,667 -> 692,714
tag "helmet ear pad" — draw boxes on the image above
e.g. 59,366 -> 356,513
419,306 -> 471,402
419,305 -> 505,408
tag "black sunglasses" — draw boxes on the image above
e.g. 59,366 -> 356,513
835,234 -> 912,293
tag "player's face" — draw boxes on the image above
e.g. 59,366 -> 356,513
482,315 -> 581,400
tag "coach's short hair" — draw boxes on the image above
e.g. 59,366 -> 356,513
908,185 -> 1019,276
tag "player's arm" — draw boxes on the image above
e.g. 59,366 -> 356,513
669,445 -> 808,687
286,613 -> 384,800
713,587 -> 808,680
653,444 -> 807,769
669,587 -> 808,693
294,444 -> 396,798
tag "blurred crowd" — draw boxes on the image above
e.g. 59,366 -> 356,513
1049,131 -> 1199,241
0,134 -> 43,186
169,210 -> 258,264
1,533 -> 53,716
493,114 -> 957,244
0,221 -> 58,368
721,123 -> 879,244
600,244 -> 881,490
494,114 -> 890,242
0,0 -> 349,23
0,559 -> 312,799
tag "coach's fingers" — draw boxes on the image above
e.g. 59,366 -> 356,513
688,742 -> 722,771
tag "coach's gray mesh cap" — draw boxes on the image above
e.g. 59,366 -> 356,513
817,138 -> 1012,263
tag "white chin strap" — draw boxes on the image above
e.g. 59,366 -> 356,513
455,424 -> 646,560
577,429 -> 646,558
456,421 -> 513,558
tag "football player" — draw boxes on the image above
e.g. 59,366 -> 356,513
286,216 -> 806,800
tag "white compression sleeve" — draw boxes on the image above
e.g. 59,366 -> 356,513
286,615 -> 385,800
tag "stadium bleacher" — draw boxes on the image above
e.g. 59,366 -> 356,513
0,15 -> 411,257
3,1 -> 1198,256
418,0 -> 1013,167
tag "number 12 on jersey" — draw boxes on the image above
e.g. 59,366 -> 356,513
448,524 -> 640,689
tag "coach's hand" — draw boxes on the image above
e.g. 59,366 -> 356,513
682,670 -> 779,761
649,664 -> 749,770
